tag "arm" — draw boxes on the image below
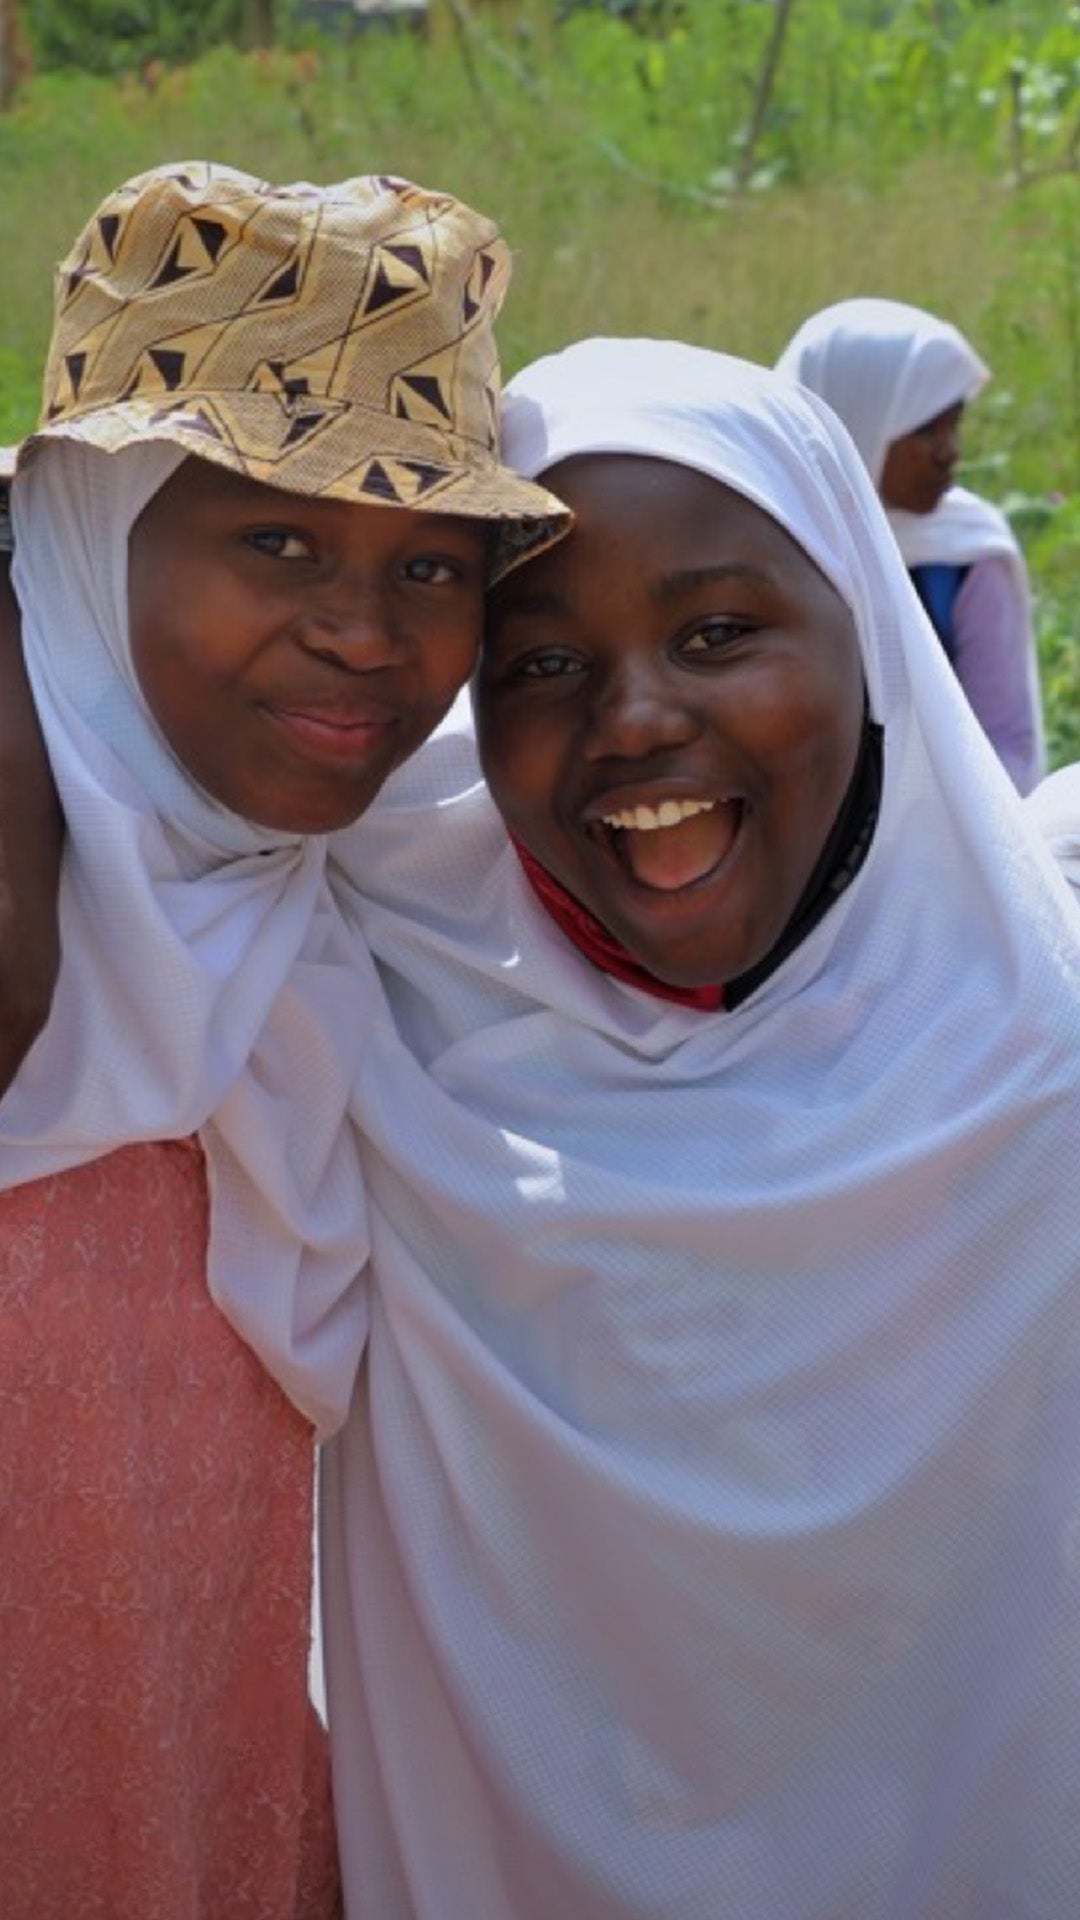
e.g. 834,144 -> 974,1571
0,547 -> 64,1094
950,554 -> 1045,796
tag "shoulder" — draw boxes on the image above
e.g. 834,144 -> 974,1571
956,550 -> 1028,616
938,488 -> 1020,559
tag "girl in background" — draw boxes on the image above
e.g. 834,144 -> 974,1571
777,295 -> 1044,793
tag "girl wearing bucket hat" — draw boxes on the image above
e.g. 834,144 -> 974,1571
0,159 -> 566,1918
775,297 -> 1045,795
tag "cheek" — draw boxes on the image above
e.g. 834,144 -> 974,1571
127,614 -> 178,721
442,628 -> 483,699
128,611 -> 209,730
419,611 -> 483,708
477,711 -> 556,834
757,664 -> 862,819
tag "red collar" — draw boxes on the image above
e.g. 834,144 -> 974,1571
513,840 -> 724,1013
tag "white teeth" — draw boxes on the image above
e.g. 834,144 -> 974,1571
601,797 -> 719,832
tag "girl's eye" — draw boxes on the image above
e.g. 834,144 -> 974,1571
403,555 -> 473,586
514,649 -> 584,680
245,528 -> 313,561
679,618 -> 753,656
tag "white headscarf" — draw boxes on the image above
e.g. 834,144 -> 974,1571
774,295 -> 1023,571
322,341 -> 1080,1916
6,441 -> 375,1437
774,296 -> 987,483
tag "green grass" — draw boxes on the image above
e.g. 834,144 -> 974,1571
3,1 -> 1080,757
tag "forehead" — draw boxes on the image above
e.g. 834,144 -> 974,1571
135,455 -> 486,548
905,400 -> 965,439
491,453 -> 847,614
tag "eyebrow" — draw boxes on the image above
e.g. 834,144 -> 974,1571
490,586 -> 570,621
493,562 -> 773,625
652,563 -> 773,601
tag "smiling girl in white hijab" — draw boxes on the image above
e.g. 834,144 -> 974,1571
776,296 -> 1044,793
322,339 -> 1080,1920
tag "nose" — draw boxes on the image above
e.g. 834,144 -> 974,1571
582,655 -> 700,763
299,581 -> 404,673
932,420 -> 962,469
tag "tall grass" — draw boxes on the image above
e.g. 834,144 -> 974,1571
2,1 -> 1079,756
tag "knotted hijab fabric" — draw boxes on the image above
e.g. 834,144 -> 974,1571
5,441 -> 374,1437
322,340 -> 1080,1916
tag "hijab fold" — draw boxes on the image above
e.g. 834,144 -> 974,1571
1027,761 -> 1080,903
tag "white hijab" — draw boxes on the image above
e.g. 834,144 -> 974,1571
772,291 -> 1014,549
775,296 -> 1023,564
775,297 -> 987,482
322,342 -> 1080,1916
5,441 -> 376,1437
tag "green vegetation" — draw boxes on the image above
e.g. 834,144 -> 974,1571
3,0 -> 1080,757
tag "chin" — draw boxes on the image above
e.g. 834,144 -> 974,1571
620,934 -> 751,992
652,961 -> 746,991
236,787 -> 384,836
609,899 -> 776,993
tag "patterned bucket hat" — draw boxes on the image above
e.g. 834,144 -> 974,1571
22,161 -> 570,578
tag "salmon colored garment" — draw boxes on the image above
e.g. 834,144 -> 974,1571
0,1138 -> 341,1920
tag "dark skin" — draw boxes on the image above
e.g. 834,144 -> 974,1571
127,460 -> 485,836
479,455 -> 865,990
0,554 -> 63,1094
0,455 -> 488,1097
878,400 -> 964,515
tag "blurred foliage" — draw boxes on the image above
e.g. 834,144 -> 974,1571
27,0 -> 252,73
3,0 -> 1080,753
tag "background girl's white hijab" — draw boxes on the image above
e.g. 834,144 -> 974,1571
323,341 -> 1080,1916
6,441 -> 372,1436
773,294 -> 987,485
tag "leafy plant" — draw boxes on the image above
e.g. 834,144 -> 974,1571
4,0 -> 1080,754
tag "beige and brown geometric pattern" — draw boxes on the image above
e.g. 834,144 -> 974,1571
24,162 -> 570,577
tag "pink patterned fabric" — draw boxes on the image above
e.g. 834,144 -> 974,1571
0,1138 -> 341,1919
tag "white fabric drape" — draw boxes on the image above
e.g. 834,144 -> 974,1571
5,441 -> 374,1437
1027,761 -> 1080,904
323,340 -> 1080,1918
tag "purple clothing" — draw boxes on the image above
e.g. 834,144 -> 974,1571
948,553 -> 1042,795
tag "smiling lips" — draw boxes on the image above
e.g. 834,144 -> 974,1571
268,702 -> 395,764
596,794 -> 743,893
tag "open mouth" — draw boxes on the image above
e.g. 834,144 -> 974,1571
594,795 -> 745,893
